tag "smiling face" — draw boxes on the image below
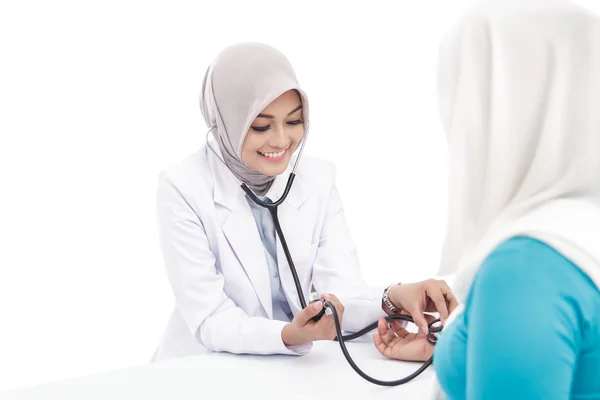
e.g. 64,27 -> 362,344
240,90 -> 305,176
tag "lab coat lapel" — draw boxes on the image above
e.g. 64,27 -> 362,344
222,205 -> 274,319
209,144 -> 273,319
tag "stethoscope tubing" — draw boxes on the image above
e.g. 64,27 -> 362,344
205,125 -> 441,386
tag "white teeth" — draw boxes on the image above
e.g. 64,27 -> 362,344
260,150 -> 285,158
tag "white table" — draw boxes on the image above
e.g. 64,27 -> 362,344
0,339 -> 434,400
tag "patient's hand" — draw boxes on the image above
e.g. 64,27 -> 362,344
373,318 -> 434,362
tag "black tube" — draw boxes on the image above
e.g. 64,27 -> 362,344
325,301 -> 436,386
269,206 -> 307,310
242,177 -> 441,385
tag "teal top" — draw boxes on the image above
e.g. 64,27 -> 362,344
246,195 -> 294,322
433,236 -> 600,399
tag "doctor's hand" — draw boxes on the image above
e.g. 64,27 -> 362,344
388,279 -> 458,333
373,317 -> 434,362
281,294 -> 345,347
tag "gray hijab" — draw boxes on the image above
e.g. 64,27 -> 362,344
200,42 -> 310,195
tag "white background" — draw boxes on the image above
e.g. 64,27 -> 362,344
1,0 -> 598,393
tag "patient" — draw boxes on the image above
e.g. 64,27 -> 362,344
374,1 -> 600,399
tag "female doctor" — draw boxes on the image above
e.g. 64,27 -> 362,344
151,42 -> 456,361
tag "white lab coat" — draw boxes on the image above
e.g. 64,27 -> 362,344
151,143 -> 387,361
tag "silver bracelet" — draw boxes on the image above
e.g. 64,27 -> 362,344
382,283 -> 402,314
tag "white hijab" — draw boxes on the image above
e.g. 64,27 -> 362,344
200,42 -> 309,195
431,0 -> 600,397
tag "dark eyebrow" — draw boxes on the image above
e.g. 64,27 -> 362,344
256,104 -> 303,119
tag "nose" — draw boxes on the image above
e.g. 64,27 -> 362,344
269,123 -> 290,149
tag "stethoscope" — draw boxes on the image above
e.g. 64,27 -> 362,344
206,126 -> 442,387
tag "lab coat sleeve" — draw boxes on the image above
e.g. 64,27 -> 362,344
157,170 -> 311,356
310,181 -> 388,332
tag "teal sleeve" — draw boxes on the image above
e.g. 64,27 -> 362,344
464,238 -> 594,399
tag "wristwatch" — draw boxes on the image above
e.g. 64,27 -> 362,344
382,283 -> 402,314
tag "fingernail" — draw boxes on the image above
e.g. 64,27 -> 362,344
313,302 -> 321,310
